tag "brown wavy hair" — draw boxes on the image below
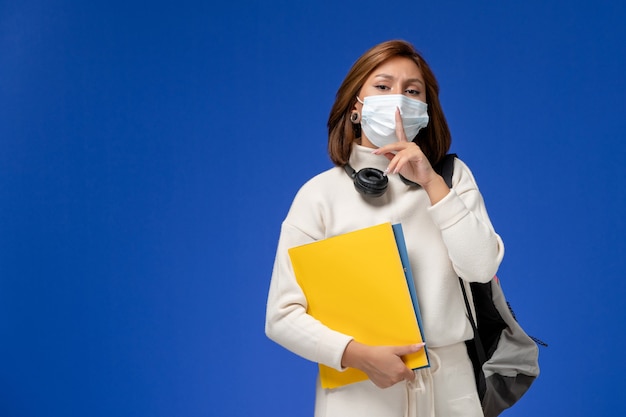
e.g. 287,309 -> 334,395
327,40 -> 451,166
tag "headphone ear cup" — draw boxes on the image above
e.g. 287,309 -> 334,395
353,167 -> 388,197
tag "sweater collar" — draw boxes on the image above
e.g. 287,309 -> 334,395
348,143 -> 389,172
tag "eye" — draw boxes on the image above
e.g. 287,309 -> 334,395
406,89 -> 421,96
374,84 -> 390,91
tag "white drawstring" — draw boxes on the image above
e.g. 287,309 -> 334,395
404,349 -> 441,417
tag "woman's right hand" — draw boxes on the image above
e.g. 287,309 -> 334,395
341,340 -> 426,388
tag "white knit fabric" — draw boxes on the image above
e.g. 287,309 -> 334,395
265,143 -> 504,416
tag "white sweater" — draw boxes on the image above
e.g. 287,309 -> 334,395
265,144 -> 504,373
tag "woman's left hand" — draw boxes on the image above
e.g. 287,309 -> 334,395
371,107 -> 450,204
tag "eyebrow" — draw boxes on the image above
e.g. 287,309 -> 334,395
373,73 -> 425,87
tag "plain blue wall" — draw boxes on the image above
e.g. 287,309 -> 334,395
2,0 -> 625,415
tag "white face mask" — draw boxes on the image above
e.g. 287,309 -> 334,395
358,94 -> 429,148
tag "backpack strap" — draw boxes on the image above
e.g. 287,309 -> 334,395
438,153 -> 488,397
438,152 -> 488,355
459,277 -> 487,398
436,153 -> 457,188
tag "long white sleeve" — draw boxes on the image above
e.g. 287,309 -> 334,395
265,145 -> 504,357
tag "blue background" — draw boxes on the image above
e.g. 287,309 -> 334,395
2,1 -> 625,415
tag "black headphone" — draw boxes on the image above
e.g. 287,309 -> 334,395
343,154 -> 456,197
343,164 -> 419,197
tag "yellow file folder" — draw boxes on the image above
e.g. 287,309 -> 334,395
288,222 -> 429,389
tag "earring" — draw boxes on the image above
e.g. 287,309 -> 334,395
350,110 -> 361,124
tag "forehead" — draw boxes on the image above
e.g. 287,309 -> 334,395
368,56 -> 423,82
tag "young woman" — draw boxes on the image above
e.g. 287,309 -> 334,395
265,40 -> 504,417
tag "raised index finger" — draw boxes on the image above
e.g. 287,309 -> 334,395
395,107 -> 407,143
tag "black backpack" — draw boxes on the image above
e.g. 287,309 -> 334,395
436,154 -> 546,417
